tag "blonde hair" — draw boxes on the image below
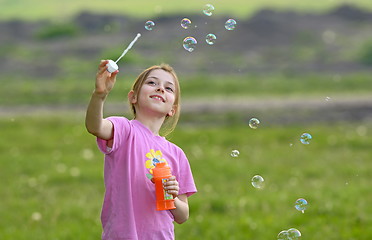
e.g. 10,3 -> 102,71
129,64 -> 181,137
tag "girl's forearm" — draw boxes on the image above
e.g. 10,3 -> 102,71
170,195 -> 189,224
85,92 -> 109,138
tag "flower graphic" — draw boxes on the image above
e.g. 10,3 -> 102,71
145,149 -> 167,180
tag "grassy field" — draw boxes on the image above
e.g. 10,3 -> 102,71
1,72 -> 372,106
1,0 -> 372,20
1,0 -> 371,239
1,115 -> 371,239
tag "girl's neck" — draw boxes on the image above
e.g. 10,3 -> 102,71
134,115 -> 165,136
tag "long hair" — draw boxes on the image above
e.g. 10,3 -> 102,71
129,64 -> 181,137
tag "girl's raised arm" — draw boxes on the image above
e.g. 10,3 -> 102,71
85,60 -> 118,140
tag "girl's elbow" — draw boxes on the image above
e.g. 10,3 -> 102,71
85,123 -> 101,137
175,214 -> 189,224
175,219 -> 187,224
86,126 -> 98,136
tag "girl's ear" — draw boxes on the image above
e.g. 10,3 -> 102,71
167,105 -> 177,117
128,90 -> 137,104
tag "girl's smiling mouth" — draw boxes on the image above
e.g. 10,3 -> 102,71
150,95 -> 165,102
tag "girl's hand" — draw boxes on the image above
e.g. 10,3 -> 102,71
94,60 -> 119,96
164,176 -> 179,198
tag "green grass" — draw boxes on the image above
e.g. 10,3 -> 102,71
1,115 -> 371,239
1,0 -> 372,20
1,73 -> 372,106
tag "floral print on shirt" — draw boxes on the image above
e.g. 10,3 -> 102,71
145,149 -> 168,180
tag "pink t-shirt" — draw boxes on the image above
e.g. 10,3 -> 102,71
96,117 -> 197,240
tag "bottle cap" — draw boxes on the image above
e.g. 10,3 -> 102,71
156,162 -> 167,168
106,60 -> 118,73
153,162 -> 171,178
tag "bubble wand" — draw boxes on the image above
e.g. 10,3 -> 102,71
106,33 -> 142,73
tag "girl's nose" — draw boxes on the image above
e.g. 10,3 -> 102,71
156,87 -> 164,93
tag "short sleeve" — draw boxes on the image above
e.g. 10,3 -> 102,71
96,116 -> 131,154
176,150 -> 197,197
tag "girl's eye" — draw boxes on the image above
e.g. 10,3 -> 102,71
147,81 -> 156,85
166,87 -> 174,92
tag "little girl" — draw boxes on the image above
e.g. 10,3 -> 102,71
85,60 -> 197,240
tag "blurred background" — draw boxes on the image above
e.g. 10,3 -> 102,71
1,0 -> 371,239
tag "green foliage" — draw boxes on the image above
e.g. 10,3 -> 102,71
173,123 -> 372,239
35,23 -> 79,39
358,41 -> 372,65
0,114 -> 372,240
1,73 -> 371,106
1,116 -> 371,239
1,0 -> 372,21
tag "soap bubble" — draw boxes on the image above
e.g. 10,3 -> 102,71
277,230 -> 290,240
295,198 -> 308,213
300,133 -> 312,145
288,228 -> 302,239
325,96 -> 331,101
144,20 -> 155,30
206,33 -> 217,45
181,18 -> 192,29
278,228 -> 301,240
203,4 -> 215,16
249,118 -> 260,129
230,150 -> 240,157
225,19 -> 237,30
183,37 -> 197,52
251,175 -> 265,189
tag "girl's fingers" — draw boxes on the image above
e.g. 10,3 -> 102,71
164,179 -> 178,187
98,65 -> 109,75
99,60 -> 109,67
167,190 -> 178,195
110,70 -> 119,79
164,180 -> 179,190
167,176 -> 176,181
165,184 -> 179,189
163,176 -> 179,198
97,60 -> 110,75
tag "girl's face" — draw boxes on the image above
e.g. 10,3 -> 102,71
131,69 -> 177,118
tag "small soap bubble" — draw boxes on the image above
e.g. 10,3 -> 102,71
251,175 -> 265,189
206,33 -> 217,45
230,150 -> 240,157
181,18 -> 192,29
277,230 -> 290,240
295,198 -> 308,213
325,96 -> 331,101
288,228 -> 302,239
144,20 -> 155,30
225,19 -> 237,30
183,37 -> 197,52
249,118 -> 260,129
300,133 -> 312,145
203,4 -> 215,16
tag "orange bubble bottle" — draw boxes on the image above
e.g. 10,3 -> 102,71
153,162 -> 176,211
